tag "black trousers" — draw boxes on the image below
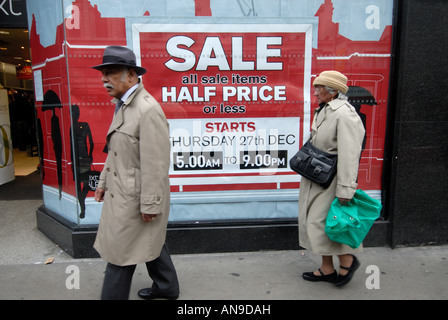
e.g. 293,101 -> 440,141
101,244 -> 179,300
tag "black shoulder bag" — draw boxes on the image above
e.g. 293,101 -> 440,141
289,139 -> 337,188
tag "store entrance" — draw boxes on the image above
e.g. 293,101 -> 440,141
0,26 -> 41,197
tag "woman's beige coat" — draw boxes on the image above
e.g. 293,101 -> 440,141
94,83 -> 171,266
298,98 -> 365,255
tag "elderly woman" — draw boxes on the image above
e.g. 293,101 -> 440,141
299,71 -> 365,286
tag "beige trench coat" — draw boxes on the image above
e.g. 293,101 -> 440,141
298,98 -> 365,256
93,83 -> 171,266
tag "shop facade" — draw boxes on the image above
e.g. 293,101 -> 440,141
24,0 -> 447,257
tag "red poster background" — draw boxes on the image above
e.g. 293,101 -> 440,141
28,0 -> 391,221
138,30 -> 307,120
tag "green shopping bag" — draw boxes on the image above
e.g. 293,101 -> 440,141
325,189 -> 382,249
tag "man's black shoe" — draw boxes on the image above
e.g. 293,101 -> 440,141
138,288 -> 179,300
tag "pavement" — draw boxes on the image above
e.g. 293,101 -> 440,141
1,199 -> 447,300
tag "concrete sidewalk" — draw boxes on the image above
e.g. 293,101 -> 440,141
1,200 -> 447,300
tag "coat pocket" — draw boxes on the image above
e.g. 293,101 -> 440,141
125,167 -> 141,199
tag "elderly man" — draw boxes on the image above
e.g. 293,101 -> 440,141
92,46 -> 179,300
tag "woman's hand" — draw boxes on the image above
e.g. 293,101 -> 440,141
338,198 -> 351,206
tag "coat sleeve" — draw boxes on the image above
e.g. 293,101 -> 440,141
335,105 -> 365,199
139,102 -> 170,214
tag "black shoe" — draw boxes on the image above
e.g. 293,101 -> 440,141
335,255 -> 360,287
138,288 -> 179,300
302,268 -> 338,283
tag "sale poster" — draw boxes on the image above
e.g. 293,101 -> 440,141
133,24 -> 312,192
27,0 -> 393,224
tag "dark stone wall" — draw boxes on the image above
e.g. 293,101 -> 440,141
386,0 -> 448,246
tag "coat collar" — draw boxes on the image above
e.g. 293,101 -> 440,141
111,81 -> 143,107
312,98 -> 349,132
107,82 -> 144,138
327,98 -> 348,111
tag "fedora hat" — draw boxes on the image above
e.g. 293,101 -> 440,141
92,46 -> 146,76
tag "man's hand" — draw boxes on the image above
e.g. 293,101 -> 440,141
142,213 -> 158,223
95,188 -> 105,202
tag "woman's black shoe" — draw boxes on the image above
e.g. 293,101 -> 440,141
302,268 -> 338,283
335,255 -> 360,287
